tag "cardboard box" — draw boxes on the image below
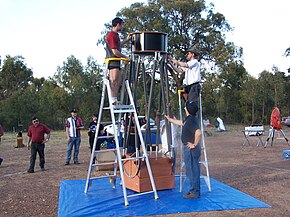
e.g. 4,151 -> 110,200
95,148 -> 122,171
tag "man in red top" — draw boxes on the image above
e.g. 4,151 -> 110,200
105,17 -> 130,104
27,117 -> 51,173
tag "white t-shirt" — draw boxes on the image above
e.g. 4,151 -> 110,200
182,59 -> 201,85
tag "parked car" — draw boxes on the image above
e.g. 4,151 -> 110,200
282,116 -> 290,127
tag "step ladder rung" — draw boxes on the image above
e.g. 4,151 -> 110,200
89,174 -> 115,180
97,135 -> 114,139
100,121 -> 113,125
94,148 -> 117,154
93,161 -> 117,166
199,160 -> 208,165
120,155 -> 145,162
127,190 -> 155,198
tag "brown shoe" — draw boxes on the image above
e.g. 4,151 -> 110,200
183,192 -> 200,199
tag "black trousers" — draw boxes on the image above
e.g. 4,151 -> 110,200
184,82 -> 201,103
29,142 -> 45,170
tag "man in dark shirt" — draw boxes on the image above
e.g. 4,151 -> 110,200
27,117 -> 51,173
88,114 -> 105,151
165,101 -> 201,199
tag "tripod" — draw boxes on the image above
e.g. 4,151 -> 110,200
264,126 -> 290,147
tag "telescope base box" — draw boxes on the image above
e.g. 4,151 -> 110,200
123,156 -> 175,193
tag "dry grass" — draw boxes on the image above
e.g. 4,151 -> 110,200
1,125 -> 290,216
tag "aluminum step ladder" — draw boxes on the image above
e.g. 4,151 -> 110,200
177,89 -> 211,192
84,57 -> 158,206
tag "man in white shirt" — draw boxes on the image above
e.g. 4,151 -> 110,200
169,46 -> 201,103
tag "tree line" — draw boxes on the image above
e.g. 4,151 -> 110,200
1,0 -> 289,131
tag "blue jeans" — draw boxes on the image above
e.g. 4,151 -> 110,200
184,144 -> 201,196
66,137 -> 81,163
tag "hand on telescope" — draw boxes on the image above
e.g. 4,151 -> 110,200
168,55 -> 179,65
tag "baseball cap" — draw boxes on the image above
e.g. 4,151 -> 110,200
185,101 -> 198,115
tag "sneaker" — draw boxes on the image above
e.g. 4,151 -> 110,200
27,169 -> 34,173
41,168 -> 45,171
183,192 -> 200,199
74,161 -> 80,164
65,162 -> 70,165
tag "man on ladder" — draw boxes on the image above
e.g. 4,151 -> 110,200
85,17 -> 158,206
168,46 -> 201,104
105,17 -> 131,104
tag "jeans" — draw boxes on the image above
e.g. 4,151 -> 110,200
29,142 -> 45,170
66,137 -> 81,163
184,143 -> 201,196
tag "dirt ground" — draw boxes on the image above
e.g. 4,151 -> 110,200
1,125 -> 290,217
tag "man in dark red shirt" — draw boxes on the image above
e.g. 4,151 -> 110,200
105,17 -> 130,104
27,117 -> 51,173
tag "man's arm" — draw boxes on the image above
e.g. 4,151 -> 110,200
120,34 -> 131,46
164,115 -> 183,126
111,49 -> 128,59
66,127 -> 70,141
187,129 -> 202,149
27,136 -> 31,150
77,118 -> 84,130
42,133 -> 50,144
168,55 -> 188,68
168,61 -> 184,74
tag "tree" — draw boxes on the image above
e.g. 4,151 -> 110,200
53,55 -> 103,123
0,55 -> 33,99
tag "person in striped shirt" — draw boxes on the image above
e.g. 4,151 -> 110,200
65,109 -> 84,165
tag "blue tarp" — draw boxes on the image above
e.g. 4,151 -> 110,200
58,177 -> 270,217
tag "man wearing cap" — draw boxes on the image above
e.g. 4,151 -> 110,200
168,46 -> 201,103
27,117 -> 51,173
105,17 -> 130,104
164,101 -> 202,199
65,109 -> 84,165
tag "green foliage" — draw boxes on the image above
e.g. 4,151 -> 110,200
0,55 -> 103,131
0,55 -> 33,99
1,1 -> 290,131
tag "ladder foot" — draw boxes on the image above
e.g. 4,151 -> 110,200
155,195 -> 159,200
110,177 -> 116,188
125,201 -> 129,206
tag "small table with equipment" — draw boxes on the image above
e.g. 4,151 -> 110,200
242,125 -> 264,146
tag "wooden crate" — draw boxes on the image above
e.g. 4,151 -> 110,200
123,156 -> 175,192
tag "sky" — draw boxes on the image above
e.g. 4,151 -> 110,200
0,0 -> 289,78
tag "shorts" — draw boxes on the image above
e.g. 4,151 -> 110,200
108,60 -> 121,70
